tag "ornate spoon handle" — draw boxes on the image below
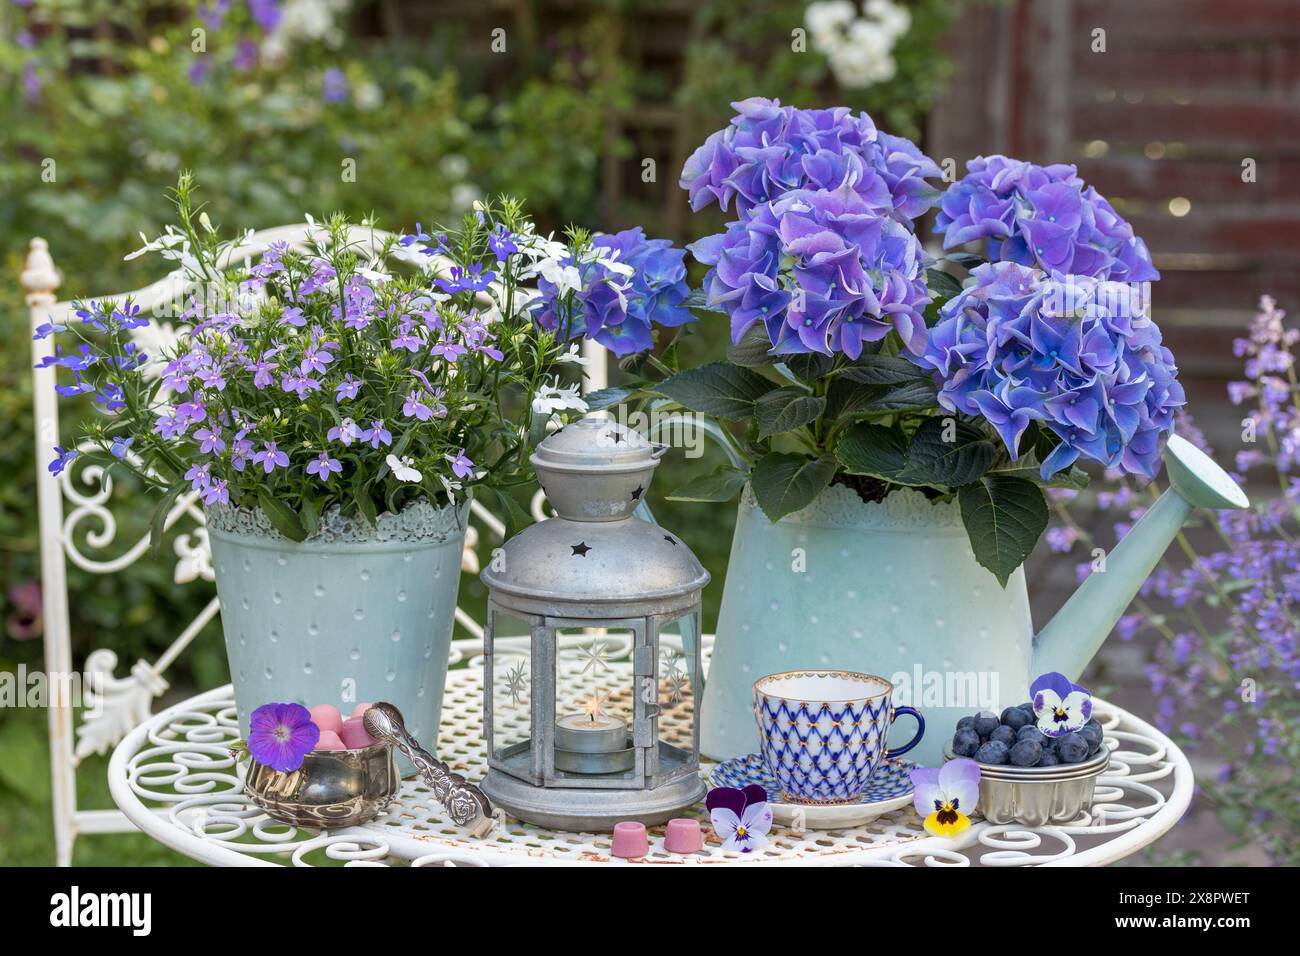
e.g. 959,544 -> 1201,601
364,702 -> 495,837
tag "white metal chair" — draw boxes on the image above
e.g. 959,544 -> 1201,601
23,229 -> 609,865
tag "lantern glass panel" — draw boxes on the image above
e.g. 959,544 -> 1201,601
655,613 -> 701,783
552,628 -> 639,782
488,610 -> 535,774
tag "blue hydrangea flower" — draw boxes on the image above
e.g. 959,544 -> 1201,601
531,227 -> 694,357
916,262 -> 1184,480
935,155 -> 1160,283
679,97 -> 941,227
689,185 -> 931,357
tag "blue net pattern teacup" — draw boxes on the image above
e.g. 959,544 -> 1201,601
754,670 -> 924,805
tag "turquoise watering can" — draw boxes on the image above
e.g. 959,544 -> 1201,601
641,426 -> 1250,767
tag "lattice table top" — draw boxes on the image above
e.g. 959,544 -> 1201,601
108,652 -> 1193,867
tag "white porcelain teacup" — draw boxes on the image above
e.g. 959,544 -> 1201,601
753,670 -> 925,805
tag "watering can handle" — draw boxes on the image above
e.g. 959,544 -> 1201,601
885,706 -> 925,759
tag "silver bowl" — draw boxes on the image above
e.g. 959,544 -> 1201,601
244,743 -> 400,829
943,743 -> 1110,827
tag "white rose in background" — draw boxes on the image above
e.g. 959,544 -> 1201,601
805,0 -> 912,90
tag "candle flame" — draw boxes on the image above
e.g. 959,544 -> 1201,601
583,693 -> 609,722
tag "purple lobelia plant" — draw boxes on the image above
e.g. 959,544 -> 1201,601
598,98 -> 1180,585
1047,295 -> 1298,864
38,175 -> 694,541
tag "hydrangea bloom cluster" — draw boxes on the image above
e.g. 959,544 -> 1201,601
935,155 -> 1160,284
41,180 -> 594,533
680,98 -> 940,357
919,261 -> 1183,479
681,96 -> 941,223
530,226 -> 694,357
1046,300 -> 1299,862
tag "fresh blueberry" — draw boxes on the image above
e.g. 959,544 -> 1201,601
1009,739 -> 1042,767
972,713 -> 1000,739
1017,724 -> 1045,743
1037,751 -> 1060,766
1000,706 -> 1032,730
956,715 -> 976,732
1080,720 -> 1104,754
1018,702 -> 1035,713
1056,732 -> 1089,763
990,725 -> 1017,747
974,740 -> 1010,765
952,729 -> 981,757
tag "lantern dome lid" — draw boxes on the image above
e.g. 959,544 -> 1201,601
481,515 -> 709,609
530,416 -> 663,474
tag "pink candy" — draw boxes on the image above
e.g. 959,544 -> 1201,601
313,730 -> 345,751
664,818 -> 703,854
339,716 -> 376,749
350,702 -> 373,718
611,821 -> 648,859
309,704 -> 344,735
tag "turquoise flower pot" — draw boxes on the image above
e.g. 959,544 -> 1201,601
207,500 -> 468,764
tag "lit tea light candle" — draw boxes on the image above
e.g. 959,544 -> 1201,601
554,694 -> 634,773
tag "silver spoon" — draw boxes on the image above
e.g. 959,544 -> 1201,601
364,702 -> 495,837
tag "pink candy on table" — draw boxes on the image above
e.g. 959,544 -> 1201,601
313,730 -> 345,751
611,821 -> 648,859
339,716 -> 376,750
664,818 -> 703,854
350,702 -> 374,719
309,704 -> 344,735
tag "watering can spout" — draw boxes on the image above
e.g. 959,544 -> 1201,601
1032,434 -> 1250,682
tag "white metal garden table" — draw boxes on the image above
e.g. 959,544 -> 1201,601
108,644 -> 1194,867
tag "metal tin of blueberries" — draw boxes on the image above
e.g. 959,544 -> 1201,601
943,742 -> 1110,827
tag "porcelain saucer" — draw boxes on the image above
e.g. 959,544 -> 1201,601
708,753 -> 917,830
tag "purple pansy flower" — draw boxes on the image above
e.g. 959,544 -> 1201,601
246,702 -> 320,773
1030,671 -> 1093,737
910,758 -> 980,838
706,784 -> 773,853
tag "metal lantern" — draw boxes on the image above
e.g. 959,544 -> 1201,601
479,416 -> 709,831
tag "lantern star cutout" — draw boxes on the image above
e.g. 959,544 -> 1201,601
663,534 -> 676,545
630,485 -> 644,501
504,660 -> 529,706
577,640 -> 612,676
571,542 -> 591,557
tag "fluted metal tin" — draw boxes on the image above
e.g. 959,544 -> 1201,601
945,743 -> 1110,827
479,416 -> 710,831
243,743 -> 399,829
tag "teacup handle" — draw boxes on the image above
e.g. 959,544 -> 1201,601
885,705 -> 925,759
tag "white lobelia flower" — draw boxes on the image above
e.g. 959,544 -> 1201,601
535,258 -> 584,296
532,377 -> 589,415
554,343 -> 591,366
386,454 -> 423,483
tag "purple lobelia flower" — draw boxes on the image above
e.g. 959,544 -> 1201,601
321,68 -> 349,104
690,183 -> 931,357
1030,671 -> 1093,737
706,784 -> 773,853
446,448 -> 474,480
935,155 -> 1160,284
252,441 -> 289,473
916,262 -> 1183,479
305,452 -> 342,481
48,447 -> 78,477
246,702 -> 320,772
